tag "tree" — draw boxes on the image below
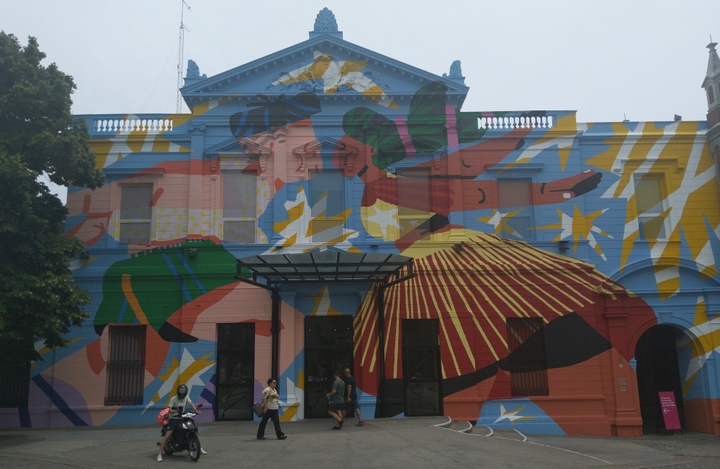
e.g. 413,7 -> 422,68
0,32 -> 105,368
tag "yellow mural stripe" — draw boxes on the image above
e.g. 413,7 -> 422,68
367,334 -> 378,373
689,330 -> 720,359
121,274 -> 150,325
413,257 -> 457,374
280,402 -> 299,422
693,296 -> 708,327
339,60 -> 367,75
356,294 -> 377,370
435,251 -> 476,369
677,178 -> 720,272
457,271 -> 507,350
297,368 -> 304,391
450,272 -> 502,360
508,248 -> 592,307
585,122 -> 630,171
478,257 -> 538,316
513,272 -> 569,316
465,248 -> 528,317
354,292 -> 374,353
424,274 -> 461,378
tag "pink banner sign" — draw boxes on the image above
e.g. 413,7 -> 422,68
658,391 -> 682,431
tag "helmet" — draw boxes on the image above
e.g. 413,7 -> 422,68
177,385 -> 188,399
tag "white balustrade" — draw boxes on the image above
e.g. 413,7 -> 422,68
478,115 -> 553,130
92,118 -> 174,133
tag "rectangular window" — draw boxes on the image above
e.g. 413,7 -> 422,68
497,179 -> 533,240
397,168 -> 432,236
119,185 -> 153,245
0,362 -> 30,408
223,170 -> 257,243
105,325 -> 146,406
507,318 -> 548,396
309,171 -> 345,242
633,175 -> 667,240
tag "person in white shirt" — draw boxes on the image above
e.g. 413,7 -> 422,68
256,378 -> 287,440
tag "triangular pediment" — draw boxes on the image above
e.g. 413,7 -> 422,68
204,137 -> 272,158
291,136 -> 358,157
180,35 -> 469,112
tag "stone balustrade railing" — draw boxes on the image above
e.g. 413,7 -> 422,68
78,111 -> 565,136
478,114 -> 554,130
78,115 -> 175,134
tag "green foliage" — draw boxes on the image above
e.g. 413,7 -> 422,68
0,32 -> 104,367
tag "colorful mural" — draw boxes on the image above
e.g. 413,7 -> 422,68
3,9 -> 720,438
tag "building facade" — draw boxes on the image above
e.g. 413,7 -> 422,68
2,9 -> 720,437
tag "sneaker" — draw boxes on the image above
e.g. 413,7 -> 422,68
332,426 -> 340,430
157,454 -> 163,462
278,435 -> 287,440
200,448 -> 208,455
257,436 -> 265,440
338,419 -> 344,429
355,420 -> 365,426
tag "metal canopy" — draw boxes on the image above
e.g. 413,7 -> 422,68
237,251 -> 413,286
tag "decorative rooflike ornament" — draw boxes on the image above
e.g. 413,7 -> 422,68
185,59 -> 207,86
309,7 -> 343,39
443,60 -> 465,84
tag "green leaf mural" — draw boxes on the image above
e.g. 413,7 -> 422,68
94,240 -> 239,340
342,81 -> 489,170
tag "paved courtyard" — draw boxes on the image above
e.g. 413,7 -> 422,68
1,417 -> 719,468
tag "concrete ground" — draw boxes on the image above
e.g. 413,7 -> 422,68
1,417 -> 719,469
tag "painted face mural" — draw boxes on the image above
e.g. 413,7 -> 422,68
339,81 -> 603,245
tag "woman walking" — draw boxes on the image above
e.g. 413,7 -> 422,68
256,378 -> 287,440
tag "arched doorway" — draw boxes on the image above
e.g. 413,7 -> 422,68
635,325 -> 685,433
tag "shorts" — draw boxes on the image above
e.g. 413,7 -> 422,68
343,399 -> 357,413
165,417 -> 183,431
329,403 -> 343,413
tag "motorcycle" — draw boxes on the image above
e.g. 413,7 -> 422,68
158,403 -> 203,461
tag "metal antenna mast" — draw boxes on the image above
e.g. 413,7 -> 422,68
176,0 -> 190,113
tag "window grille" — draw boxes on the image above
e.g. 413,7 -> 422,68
105,325 -> 146,406
507,317 -> 549,396
497,179 -> 533,240
0,362 -> 30,408
633,175 -> 668,240
223,170 -> 257,243
119,185 -> 153,245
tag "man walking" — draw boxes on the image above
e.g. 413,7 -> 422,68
344,368 -> 364,426
326,371 -> 345,429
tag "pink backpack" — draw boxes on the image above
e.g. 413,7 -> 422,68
156,407 -> 170,425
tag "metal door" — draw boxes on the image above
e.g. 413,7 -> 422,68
402,319 -> 443,416
304,316 -> 353,418
216,323 -> 254,420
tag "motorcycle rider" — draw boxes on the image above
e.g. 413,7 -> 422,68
157,384 -> 207,462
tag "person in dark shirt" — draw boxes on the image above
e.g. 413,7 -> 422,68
343,368 -> 364,426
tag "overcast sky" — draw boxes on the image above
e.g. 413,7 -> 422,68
3,0 -> 719,200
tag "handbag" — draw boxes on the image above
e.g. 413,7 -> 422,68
156,407 -> 170,426
252,400 -> 265,417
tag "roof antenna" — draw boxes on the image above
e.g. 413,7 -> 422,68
176,0 -> 191,113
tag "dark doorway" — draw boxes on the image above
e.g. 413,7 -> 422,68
304,316 -> 353,418
216,323 -> 255,421
402,319 -> 443,416
635,325 -> 685,433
